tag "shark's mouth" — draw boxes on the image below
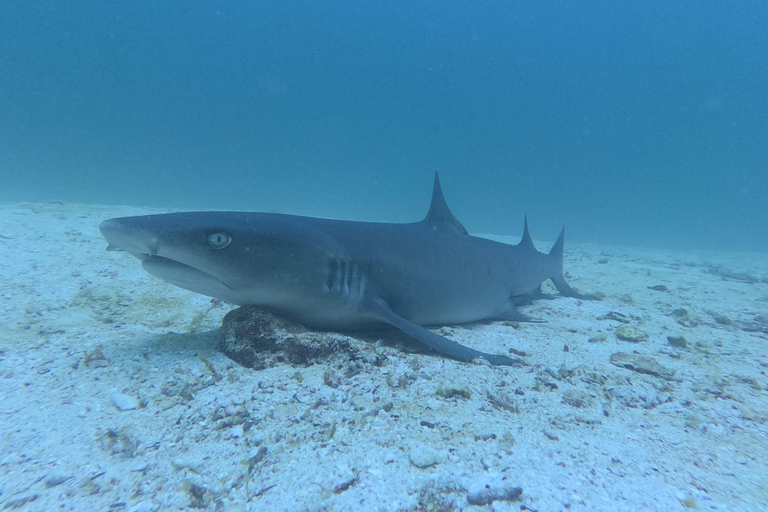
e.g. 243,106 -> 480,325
140,255 -> 236,299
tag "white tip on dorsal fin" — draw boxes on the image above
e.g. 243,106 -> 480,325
422,170 -> 468,235
518,215 -> 536,250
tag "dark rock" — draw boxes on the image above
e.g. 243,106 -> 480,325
217,307 -> 361,369
615,325 -> 649,342
707,310 -> 733,325
597,311 -> 631,324
667,335 -> 687,348
467,484 -> 523,505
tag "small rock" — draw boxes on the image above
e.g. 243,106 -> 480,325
610,352 -> 676,380
409,446 -> 443,468
437,384 -> 472,399
45,474 -> 73,487
597,311 -> 631,324
3,495 -> 38,509
84,348 -> 110,369
667,335 -> 687,348
228,424 -> 244,438
128,500 -> 160,512
685,415 -> 703,430
588,334 -> 608,343
86,358 -> 110,369
274,403 -> 298,418
350,395 -> 368,411
172,458 -> 201,473
111,391 -> 140,411
707,310 -> 732,325
467,484 -> 523,505
615,325 -> 649,343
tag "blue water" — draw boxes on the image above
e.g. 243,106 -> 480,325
1,1 -> 766,251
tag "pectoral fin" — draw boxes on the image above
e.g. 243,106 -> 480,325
365,298 -> 520,366
551,274 -> 601,300
498,301 -> 546,323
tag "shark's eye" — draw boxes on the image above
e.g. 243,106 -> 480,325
207,232 -> 232,249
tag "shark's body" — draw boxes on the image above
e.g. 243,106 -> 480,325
99,173 -> 590,365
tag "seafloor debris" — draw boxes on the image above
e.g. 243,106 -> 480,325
99,427 -> 141,458
739,314 -> 768,333
596,311 -> 631,323
182,480 -> 211,509
467,484 -> 523,506
83,346 -> 110,369
609,352 -> 676,381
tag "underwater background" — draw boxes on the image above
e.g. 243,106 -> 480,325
1,1 -> 766,251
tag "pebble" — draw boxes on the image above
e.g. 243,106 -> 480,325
610,352 -> 676,380
274,403 -> 298,417
437,383 -> 472,399
128,500 -> 160,512
44,474 -> 73,487
228,424 -> 243,438
409,446 -> 443,468
615,325 -> 649,342
111,391 -> 140,411
467,483 -> 523,505
667,335 -> 687,348
350,395 -> 368,411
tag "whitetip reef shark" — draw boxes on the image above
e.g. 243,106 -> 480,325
99,172 -> 592,366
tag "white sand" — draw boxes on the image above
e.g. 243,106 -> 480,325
1,202 -> 766,511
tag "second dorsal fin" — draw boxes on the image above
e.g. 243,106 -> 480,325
422,170 -> 468,235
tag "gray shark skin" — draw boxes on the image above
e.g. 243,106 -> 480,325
99,172 -> 592,366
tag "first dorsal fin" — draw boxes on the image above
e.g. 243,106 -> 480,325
422,170 -> 468,235
518,215 -> 536,250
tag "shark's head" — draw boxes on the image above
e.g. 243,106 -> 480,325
99,212 -> 334,306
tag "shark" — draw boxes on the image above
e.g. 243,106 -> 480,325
99,172 -> 591,366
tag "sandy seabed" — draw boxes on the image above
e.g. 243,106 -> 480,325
1,201 -> 767,512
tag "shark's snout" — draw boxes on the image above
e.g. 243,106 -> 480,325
99,215 -> 245,303
99,218 -> 159,259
